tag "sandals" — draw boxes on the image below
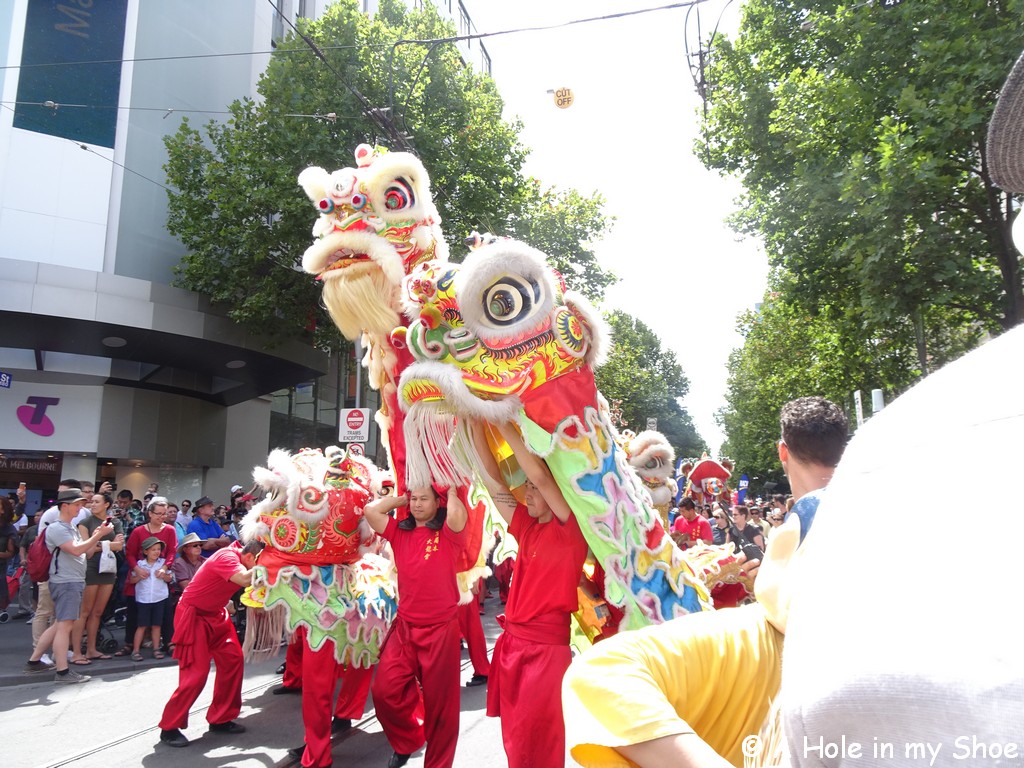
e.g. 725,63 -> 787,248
70,658 -> 92,666
113,646 -> 133,657
153,650 -> 165,659
131,652 -> 144,662
86,654 -> 112,661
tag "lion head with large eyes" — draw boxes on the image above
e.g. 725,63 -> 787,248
299,144 -> 448,340
392,239 -> 608,487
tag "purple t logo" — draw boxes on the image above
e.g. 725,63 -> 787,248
17,396 -> 60,437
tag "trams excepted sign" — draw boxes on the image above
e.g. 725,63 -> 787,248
339,408 -> 371,442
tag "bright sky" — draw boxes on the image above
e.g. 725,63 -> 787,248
463,0 -> 769,455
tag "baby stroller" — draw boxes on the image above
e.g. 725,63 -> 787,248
92,604 -> 126,655
88,593 -> 126,655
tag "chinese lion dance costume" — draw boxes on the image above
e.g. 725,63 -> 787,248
394,239 -> 745,634
240,445 -> 397,666
298,145 -> 494,599
622,429 -> 677,531
679,454 -> 734,507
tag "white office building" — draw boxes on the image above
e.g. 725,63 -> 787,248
0,0 -> 493,509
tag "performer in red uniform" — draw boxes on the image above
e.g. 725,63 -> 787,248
473,421 -> 589,768
280,626 -> 376,768
363,486 -> 468,768
458,584 -> 490,687
157,540 -> 262,748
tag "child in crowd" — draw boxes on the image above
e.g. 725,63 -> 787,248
130,536 -> 173,660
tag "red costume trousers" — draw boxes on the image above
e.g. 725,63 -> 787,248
285,627 -> 375,768
493,559 -> 513,603
159,608 -> 243,730
371,615 -> 461,768
486,614 -> 572,768
283,636 -> 303,688
457,600 -> 490,677
299,644 -> 374,767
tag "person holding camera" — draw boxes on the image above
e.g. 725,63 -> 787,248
24,488 -> 117,684
725,505 -> 765,562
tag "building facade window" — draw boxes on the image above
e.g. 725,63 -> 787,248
268,344 -> 384,463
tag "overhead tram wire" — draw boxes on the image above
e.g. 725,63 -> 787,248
1,100 -> 360,123
382,1 -> 712,151
0,1 -> 714,78
2,1 -> 717,161
0,102 -> 172,193
264,0 -> 410,151
0,44 -> 372,72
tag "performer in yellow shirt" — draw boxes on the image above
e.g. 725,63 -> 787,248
562,397 -> 847,768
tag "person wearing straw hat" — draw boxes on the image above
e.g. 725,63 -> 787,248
167,532 -> 205,655
171,533 -> 204,591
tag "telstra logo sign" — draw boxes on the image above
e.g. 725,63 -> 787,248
17,396 -> 60,437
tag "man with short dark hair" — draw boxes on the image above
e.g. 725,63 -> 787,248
119,489 -> 146,538
670,498 -> 712,549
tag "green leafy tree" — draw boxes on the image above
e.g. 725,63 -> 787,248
715,272 -> 979,485
596,311 -> 705,459
163,0 -> 614,347
700,0 -> 1024,371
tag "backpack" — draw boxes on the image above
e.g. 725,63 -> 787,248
27,529 -> 56,583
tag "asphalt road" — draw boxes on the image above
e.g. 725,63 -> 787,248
0,597 -> 510,768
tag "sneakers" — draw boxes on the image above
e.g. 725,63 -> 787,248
159,729 -> 189,748
465,674 -> 488,688
40,653 -> 53,666
24,660 -> 54,674
208,720 -> 246,734
54,669 -> 91,684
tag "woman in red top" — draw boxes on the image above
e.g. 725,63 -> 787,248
364,486 -> 468,768
115,497 -> 178,657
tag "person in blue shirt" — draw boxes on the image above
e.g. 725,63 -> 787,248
185,498 -> 230,558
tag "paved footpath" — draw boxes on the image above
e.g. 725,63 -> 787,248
0,597 -> 509,768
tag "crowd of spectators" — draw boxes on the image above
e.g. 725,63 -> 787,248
668,492 -> 792,560
4,478 -> 255,683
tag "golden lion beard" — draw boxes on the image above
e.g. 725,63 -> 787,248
321,266 -> 402,340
